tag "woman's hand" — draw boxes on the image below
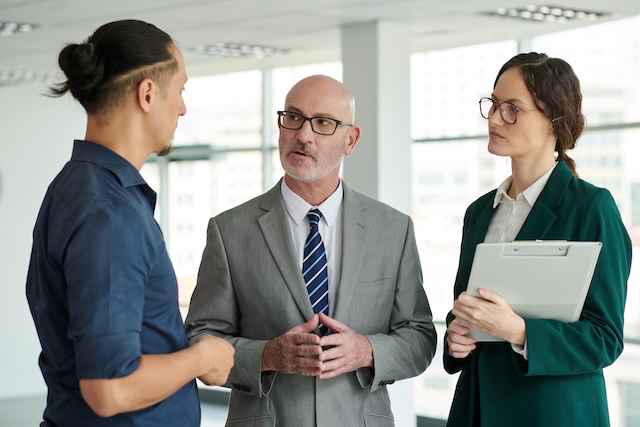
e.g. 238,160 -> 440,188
446,318 -> 477,358
452,290 -> 526,345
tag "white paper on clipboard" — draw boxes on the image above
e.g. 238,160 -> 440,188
465,240 -> 602,342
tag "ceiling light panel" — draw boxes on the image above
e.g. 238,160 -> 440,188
482,5 -> 607,23
190,42 -> 287,59
0,22 -> 38,37
0,70 -> 59,87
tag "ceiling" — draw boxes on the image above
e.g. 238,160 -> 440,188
2,0 -> 640,81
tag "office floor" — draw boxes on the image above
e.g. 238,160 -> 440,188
0,394 -> 228,426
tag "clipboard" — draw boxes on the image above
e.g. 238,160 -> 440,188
465,240 -> 602,342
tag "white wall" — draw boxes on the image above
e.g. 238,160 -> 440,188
0,82 -> 85,398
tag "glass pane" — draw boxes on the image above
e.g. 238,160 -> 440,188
174,70 -> 263,148
271,62 -> 342,146
166,153 -> 263,317
619,370 -> 640,426
572,128 -> 640,339
531,15 -> 640,126
270,147 -> 286,189
414,322 -> 458,420
411,139 -> 510,321
603,343 -> 640,425
410,40 -> 517,140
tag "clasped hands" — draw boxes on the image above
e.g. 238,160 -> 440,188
261,313 -> 373,379
447,289 -> 526,359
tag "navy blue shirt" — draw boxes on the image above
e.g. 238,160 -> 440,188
26,140 -> 200,427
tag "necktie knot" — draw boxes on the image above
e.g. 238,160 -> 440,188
307,209 -> 322,227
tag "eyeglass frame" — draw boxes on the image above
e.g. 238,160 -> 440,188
478,96 -> 564,125
479,97 -> 540,125
277,110 -> 353,136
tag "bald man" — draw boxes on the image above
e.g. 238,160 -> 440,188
185,75 -> 436,426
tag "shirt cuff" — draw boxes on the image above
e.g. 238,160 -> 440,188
511,338 -> 528,361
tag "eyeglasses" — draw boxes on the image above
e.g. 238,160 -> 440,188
277,110 -> 353,136
479,97 -> 538,125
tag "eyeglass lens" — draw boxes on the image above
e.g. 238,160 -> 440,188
280,112 -> 338,135
479,98 -> 517,124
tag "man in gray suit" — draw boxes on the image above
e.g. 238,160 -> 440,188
185,75 -> 436,426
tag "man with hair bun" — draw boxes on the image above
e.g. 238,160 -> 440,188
26,19 -> 234,427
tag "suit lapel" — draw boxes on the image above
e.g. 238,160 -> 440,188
465,199 -> 496,248
332,184 -> 369,321
258,182 -> 314,319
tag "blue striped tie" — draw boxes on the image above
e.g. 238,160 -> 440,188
303,209 -> 329,335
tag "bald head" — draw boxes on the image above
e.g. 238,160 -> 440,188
285,75 -> 356,123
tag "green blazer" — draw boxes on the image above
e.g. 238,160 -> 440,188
444,161 -> 632,427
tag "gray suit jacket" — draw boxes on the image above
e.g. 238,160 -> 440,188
185,181 -> 436,427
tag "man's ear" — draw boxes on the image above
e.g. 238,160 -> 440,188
137,78 -> 155,113
344,125 -> 361,156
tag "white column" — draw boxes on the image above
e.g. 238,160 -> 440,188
341,21 -> 416,427
341,21 -> 412,216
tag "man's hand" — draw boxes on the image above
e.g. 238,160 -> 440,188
195,335 -> 235,386
452,290 -> 526,345
316,313 -> 373,380
446,317 -> 477,359
261,314 -> 323,376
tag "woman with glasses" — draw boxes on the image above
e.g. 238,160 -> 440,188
443,52 -> 632,427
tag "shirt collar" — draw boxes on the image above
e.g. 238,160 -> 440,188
71,140 -> 147,188
281,179 -> 343,226
493,162 -> 558,208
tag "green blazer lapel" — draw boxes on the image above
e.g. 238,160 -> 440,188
332,184 -> 369,321
453,196 -> 496,297
465,196 -> 496,248
516,161 -> 572,240
257,182 -> 314,319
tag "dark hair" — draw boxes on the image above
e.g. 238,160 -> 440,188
49,20 -> 178,114
495,52 -> 585,177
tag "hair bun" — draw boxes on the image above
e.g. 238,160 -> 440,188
48,19 -> 175,113
51,41 -> 105,106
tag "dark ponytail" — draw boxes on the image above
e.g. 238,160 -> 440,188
49,20 -> 177,114
50,41 -> 105,110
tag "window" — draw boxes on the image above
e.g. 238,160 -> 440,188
176,70 -> 263,148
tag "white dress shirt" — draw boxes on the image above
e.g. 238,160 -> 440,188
281,179 -> 343,317
484,162 -> 557,359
